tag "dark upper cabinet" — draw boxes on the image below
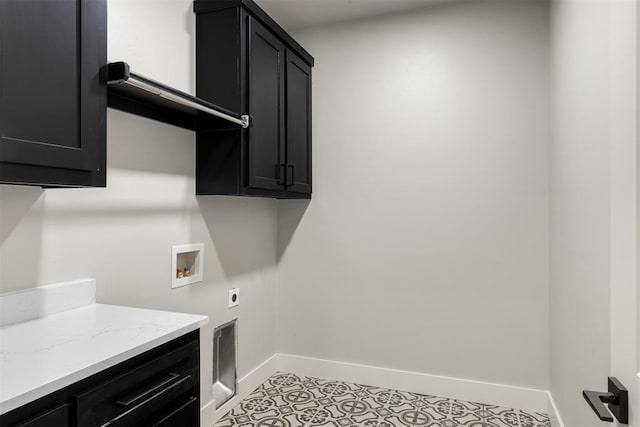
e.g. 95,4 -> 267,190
0,0 -> 107,188
194,0 -> 314,199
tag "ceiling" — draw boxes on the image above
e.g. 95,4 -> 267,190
255,0 -> 454,31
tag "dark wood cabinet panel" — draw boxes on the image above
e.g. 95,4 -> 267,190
12,403 -> 69,427
248,18 -> 286,191
0,331 -> 200,427
1,0 -> 79,157
75,340 -> 199,426
0,0 -> 106,187
285,50 -> 312,195
151,396 -> 199,427
195,0 -> 313,199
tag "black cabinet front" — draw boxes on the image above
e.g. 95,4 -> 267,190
195,0 -> 314,199
10,403 -> 70,427
248,18 -> 286,192
75,339 -> 198,426
285,50 -> 312,195
0,0 -> 107,188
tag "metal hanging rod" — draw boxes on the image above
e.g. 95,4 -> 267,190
107,61 -> 250,129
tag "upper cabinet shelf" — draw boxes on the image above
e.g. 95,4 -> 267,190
106,61 -> 249,131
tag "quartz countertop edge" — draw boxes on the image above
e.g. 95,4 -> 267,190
0,303 -> 208,415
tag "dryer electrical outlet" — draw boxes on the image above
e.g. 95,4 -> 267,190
228,288 -> 239,308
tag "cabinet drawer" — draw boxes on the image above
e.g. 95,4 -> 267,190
75,340 -> 198,426
10,403 -> 70,427
151,395 -> 198,427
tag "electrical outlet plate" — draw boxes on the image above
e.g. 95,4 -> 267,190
228,288 -> 239,308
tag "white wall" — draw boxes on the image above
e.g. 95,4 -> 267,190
549,0 -> 611,425
609,1 -> 639,424
0,0 -> 279,415
549,0 -> 639,425
278,0 -> 550,390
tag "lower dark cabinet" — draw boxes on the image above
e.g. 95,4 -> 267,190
11,403 -> 70,427
0,331 -> 200,427
150,396 -> 199,427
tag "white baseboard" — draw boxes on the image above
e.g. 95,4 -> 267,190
277,353 -> 549,413
204,354 -> 279,426
546,392 -> 566,427
200,398 -> 217,427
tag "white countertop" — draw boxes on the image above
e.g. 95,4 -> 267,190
0,303 -> 208,414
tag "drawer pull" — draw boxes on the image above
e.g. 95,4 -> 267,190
101,373 -> 191,426
116,373 -> 185,409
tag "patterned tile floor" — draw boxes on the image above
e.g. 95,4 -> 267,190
216,372 -> 550,427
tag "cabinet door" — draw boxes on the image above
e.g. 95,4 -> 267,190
0,0 -> 106,187
151,396 -> 198,427
285,50 -> 312,195
11,403 -> 69,427
247,17 -> 286,191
